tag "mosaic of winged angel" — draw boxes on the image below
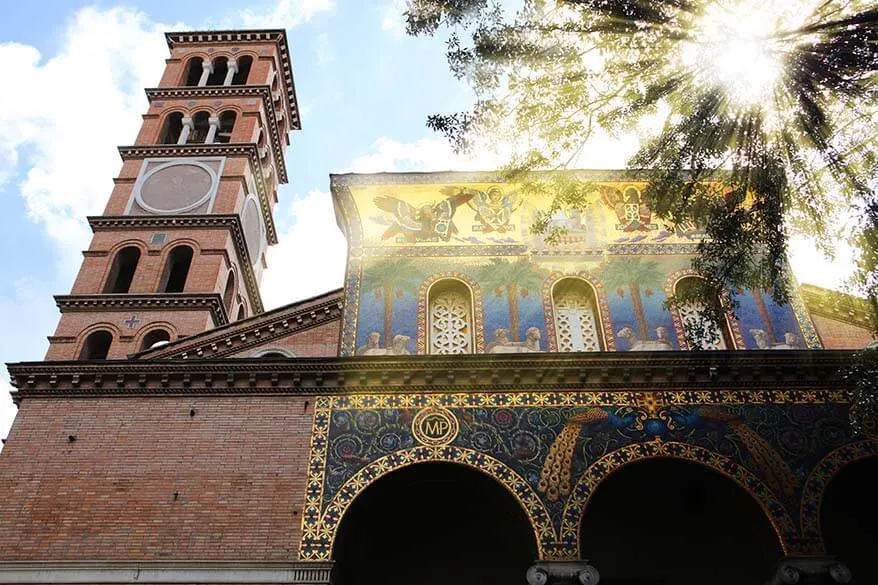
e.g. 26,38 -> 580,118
374,190 -> 473,242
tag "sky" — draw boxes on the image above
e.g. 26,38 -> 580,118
0,0 -> 857,443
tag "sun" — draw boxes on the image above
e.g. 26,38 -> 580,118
681,1 -> 812,106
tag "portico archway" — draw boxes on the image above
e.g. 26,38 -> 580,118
821,456 -> 878,584
579,458 -> 782,585
332,462 -> 536,585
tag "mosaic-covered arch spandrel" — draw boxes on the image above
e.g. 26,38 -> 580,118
560,440 -> 798,558
299,445 -> 557,561
798,439 -> 878,553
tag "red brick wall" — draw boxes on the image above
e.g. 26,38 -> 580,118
228,319 -> 342,358
811,314 -> 876,349
0,395 -> 315,560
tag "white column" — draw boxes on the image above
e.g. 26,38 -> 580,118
178,117 -> 194,144
198,61 -> 213,86
223,59 -> 238,86
205,116 -> 220,144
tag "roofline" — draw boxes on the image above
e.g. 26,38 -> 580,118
328,169 -> 719,186
133,287 -> 344,359
164,29 -> 301,131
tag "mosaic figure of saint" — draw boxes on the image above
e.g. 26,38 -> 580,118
461,186 -> 523,233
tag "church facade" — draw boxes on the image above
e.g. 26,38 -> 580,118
1,28 -> 877,585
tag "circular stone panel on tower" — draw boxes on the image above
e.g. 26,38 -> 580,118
242,197 -> 263,263
139,162 -> 214,213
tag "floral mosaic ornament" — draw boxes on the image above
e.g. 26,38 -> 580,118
298,391 -> 875,562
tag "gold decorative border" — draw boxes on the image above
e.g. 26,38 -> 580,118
325,389 -> 851,411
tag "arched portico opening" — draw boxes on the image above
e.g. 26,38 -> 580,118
332,462 -> 536,585
821,456 -> 878,584
579,458 -> 782,585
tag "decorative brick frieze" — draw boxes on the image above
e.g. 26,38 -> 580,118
88,214 -> 263,314
54,293 -> 229,327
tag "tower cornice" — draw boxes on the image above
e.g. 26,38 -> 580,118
88,214 -> 265,314
145,85 -> 288,184
164,29 -> 300,130
118,143 -> 279,247
55,293 -> 230,327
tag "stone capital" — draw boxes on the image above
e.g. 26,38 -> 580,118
769,556 -> 853,584
527,561 -> 600,585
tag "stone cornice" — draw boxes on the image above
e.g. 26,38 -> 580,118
0,561 -> 331,584
54,293 -> 229,327
144,85 -> 287,184
800,284 -> 876,330
88,215 -> 264,314
118,143 -> 278,246
137,289 -> 344,360
164,29 -> 300,130
6,351 -> 857,404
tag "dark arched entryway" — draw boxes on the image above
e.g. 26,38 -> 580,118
332,462 -> 536,585
822,456 -> 878,584
580,458 -> 782,585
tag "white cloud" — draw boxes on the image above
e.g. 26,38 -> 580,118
381,0 -> 408,38
0,277 -> 59,448
0,7 -> 174,273
260,190 -> 347,307
346,135 -> 507,173
239,0 -> 335,28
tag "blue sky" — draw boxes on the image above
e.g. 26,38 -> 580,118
0,0 -> 856,441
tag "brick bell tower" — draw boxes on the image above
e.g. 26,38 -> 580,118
46,30 -> 300,360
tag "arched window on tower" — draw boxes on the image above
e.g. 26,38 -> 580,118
674,276 -> 733,350
222,270 -> 236,313
103,246 -> 141,294
160,245 -> 194,293
187,111 -> 210,144
159,112 -> 184,144
80,330 -> 113,360
206,57 -> 228,86
215,111 -> 236,144
140,329 -> 171,351
236,303 -> 246,322
552,278 -> 605,352
183,57 -> 204,86
427,279 -> 474,355
232,56 -> 252,85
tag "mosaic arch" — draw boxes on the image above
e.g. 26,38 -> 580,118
416,272 -> 486,354
663,269 -> 746,350
559,440 -> 797,557
799,439 -> 878,553
300,445 -> 556,561
542,272 -> 616,352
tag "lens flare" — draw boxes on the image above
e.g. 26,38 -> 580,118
681,1 -> 812,106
